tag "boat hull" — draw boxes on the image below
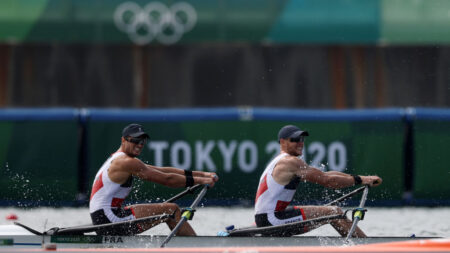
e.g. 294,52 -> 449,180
0,234 -> 438,248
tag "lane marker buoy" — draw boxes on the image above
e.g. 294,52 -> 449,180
5,214 -> 18,220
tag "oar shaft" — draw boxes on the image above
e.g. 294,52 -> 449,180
345,186 -> 369,242
163,216 -> 188,243
164,184 -> 202,203
160,185 -> 209,248
188,185 -> 208,208
358,186 -> 369,208
325,186 -> 366,206
346,215 -> 362,240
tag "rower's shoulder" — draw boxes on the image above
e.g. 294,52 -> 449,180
112,154 -> 142,168
279,155 -> 305,167
277,155 -> 309,171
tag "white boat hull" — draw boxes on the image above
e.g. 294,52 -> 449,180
0,224 -> 448,253
0,234 -> 439,248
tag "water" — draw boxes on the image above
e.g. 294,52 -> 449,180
1,207 -> 449,237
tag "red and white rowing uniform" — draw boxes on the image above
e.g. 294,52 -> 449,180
254,153 -> 306,227
89,152 -> 135,225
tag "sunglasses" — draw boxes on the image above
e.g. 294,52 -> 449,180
126,137 -> 148,145
289,136 -> 305,143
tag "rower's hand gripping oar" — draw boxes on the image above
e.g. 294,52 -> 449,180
160,184 -> 209,248
344,185 -> 369,243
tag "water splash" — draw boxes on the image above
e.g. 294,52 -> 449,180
2,163 -> 63,207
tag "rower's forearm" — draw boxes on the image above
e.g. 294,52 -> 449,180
159,171 -> 212,187
150,165 -> 212,178
324,174 -> 356,189
152,166 -> 185,175
326,171 -> 349,177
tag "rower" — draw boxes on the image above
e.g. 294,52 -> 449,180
254,125 -> 382,237
89,123 -> 219,236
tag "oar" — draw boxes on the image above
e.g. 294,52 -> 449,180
160,184 -> 209,248
325,186 -> 366,206
344,185 -> 369,243
164,184 -> 202,203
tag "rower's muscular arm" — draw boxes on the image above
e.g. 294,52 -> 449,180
111,156 -> 214,187
284,158 -> 382,188
304,169 -> 356,189
149,165 -> 218,181
323,170 -> 383,187
278,157 -> 354,189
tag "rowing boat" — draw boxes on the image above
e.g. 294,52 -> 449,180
0,216 -> 446,252
0,232 -> 439,248
0,220 -> 441,248
0,186 -> 448,252
1,227 -> 448,253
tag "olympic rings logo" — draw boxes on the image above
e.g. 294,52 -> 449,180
114,1 -> 197,45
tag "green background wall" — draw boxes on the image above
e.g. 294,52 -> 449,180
0,109 -> 79,205
2,0 -> 450,44
86,109 -> 405,205
413,109 -> 450,202
0,108 -> 448,206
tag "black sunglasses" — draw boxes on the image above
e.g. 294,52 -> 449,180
126,137 -> 148,145
289,136 -> 305,143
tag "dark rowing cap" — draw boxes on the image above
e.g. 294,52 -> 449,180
278,125 -> 309,141
122,123 -> 150,139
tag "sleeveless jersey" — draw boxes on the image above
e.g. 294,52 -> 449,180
255,153 -> 301,214
89,152 -> 134,214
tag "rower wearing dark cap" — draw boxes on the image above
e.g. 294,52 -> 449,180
89,123 -> 218,236
254,125 -> 382,237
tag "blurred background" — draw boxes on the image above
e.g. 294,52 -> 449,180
0,0 -> 449,208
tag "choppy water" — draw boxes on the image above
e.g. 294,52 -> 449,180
1,207 -> 449,237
